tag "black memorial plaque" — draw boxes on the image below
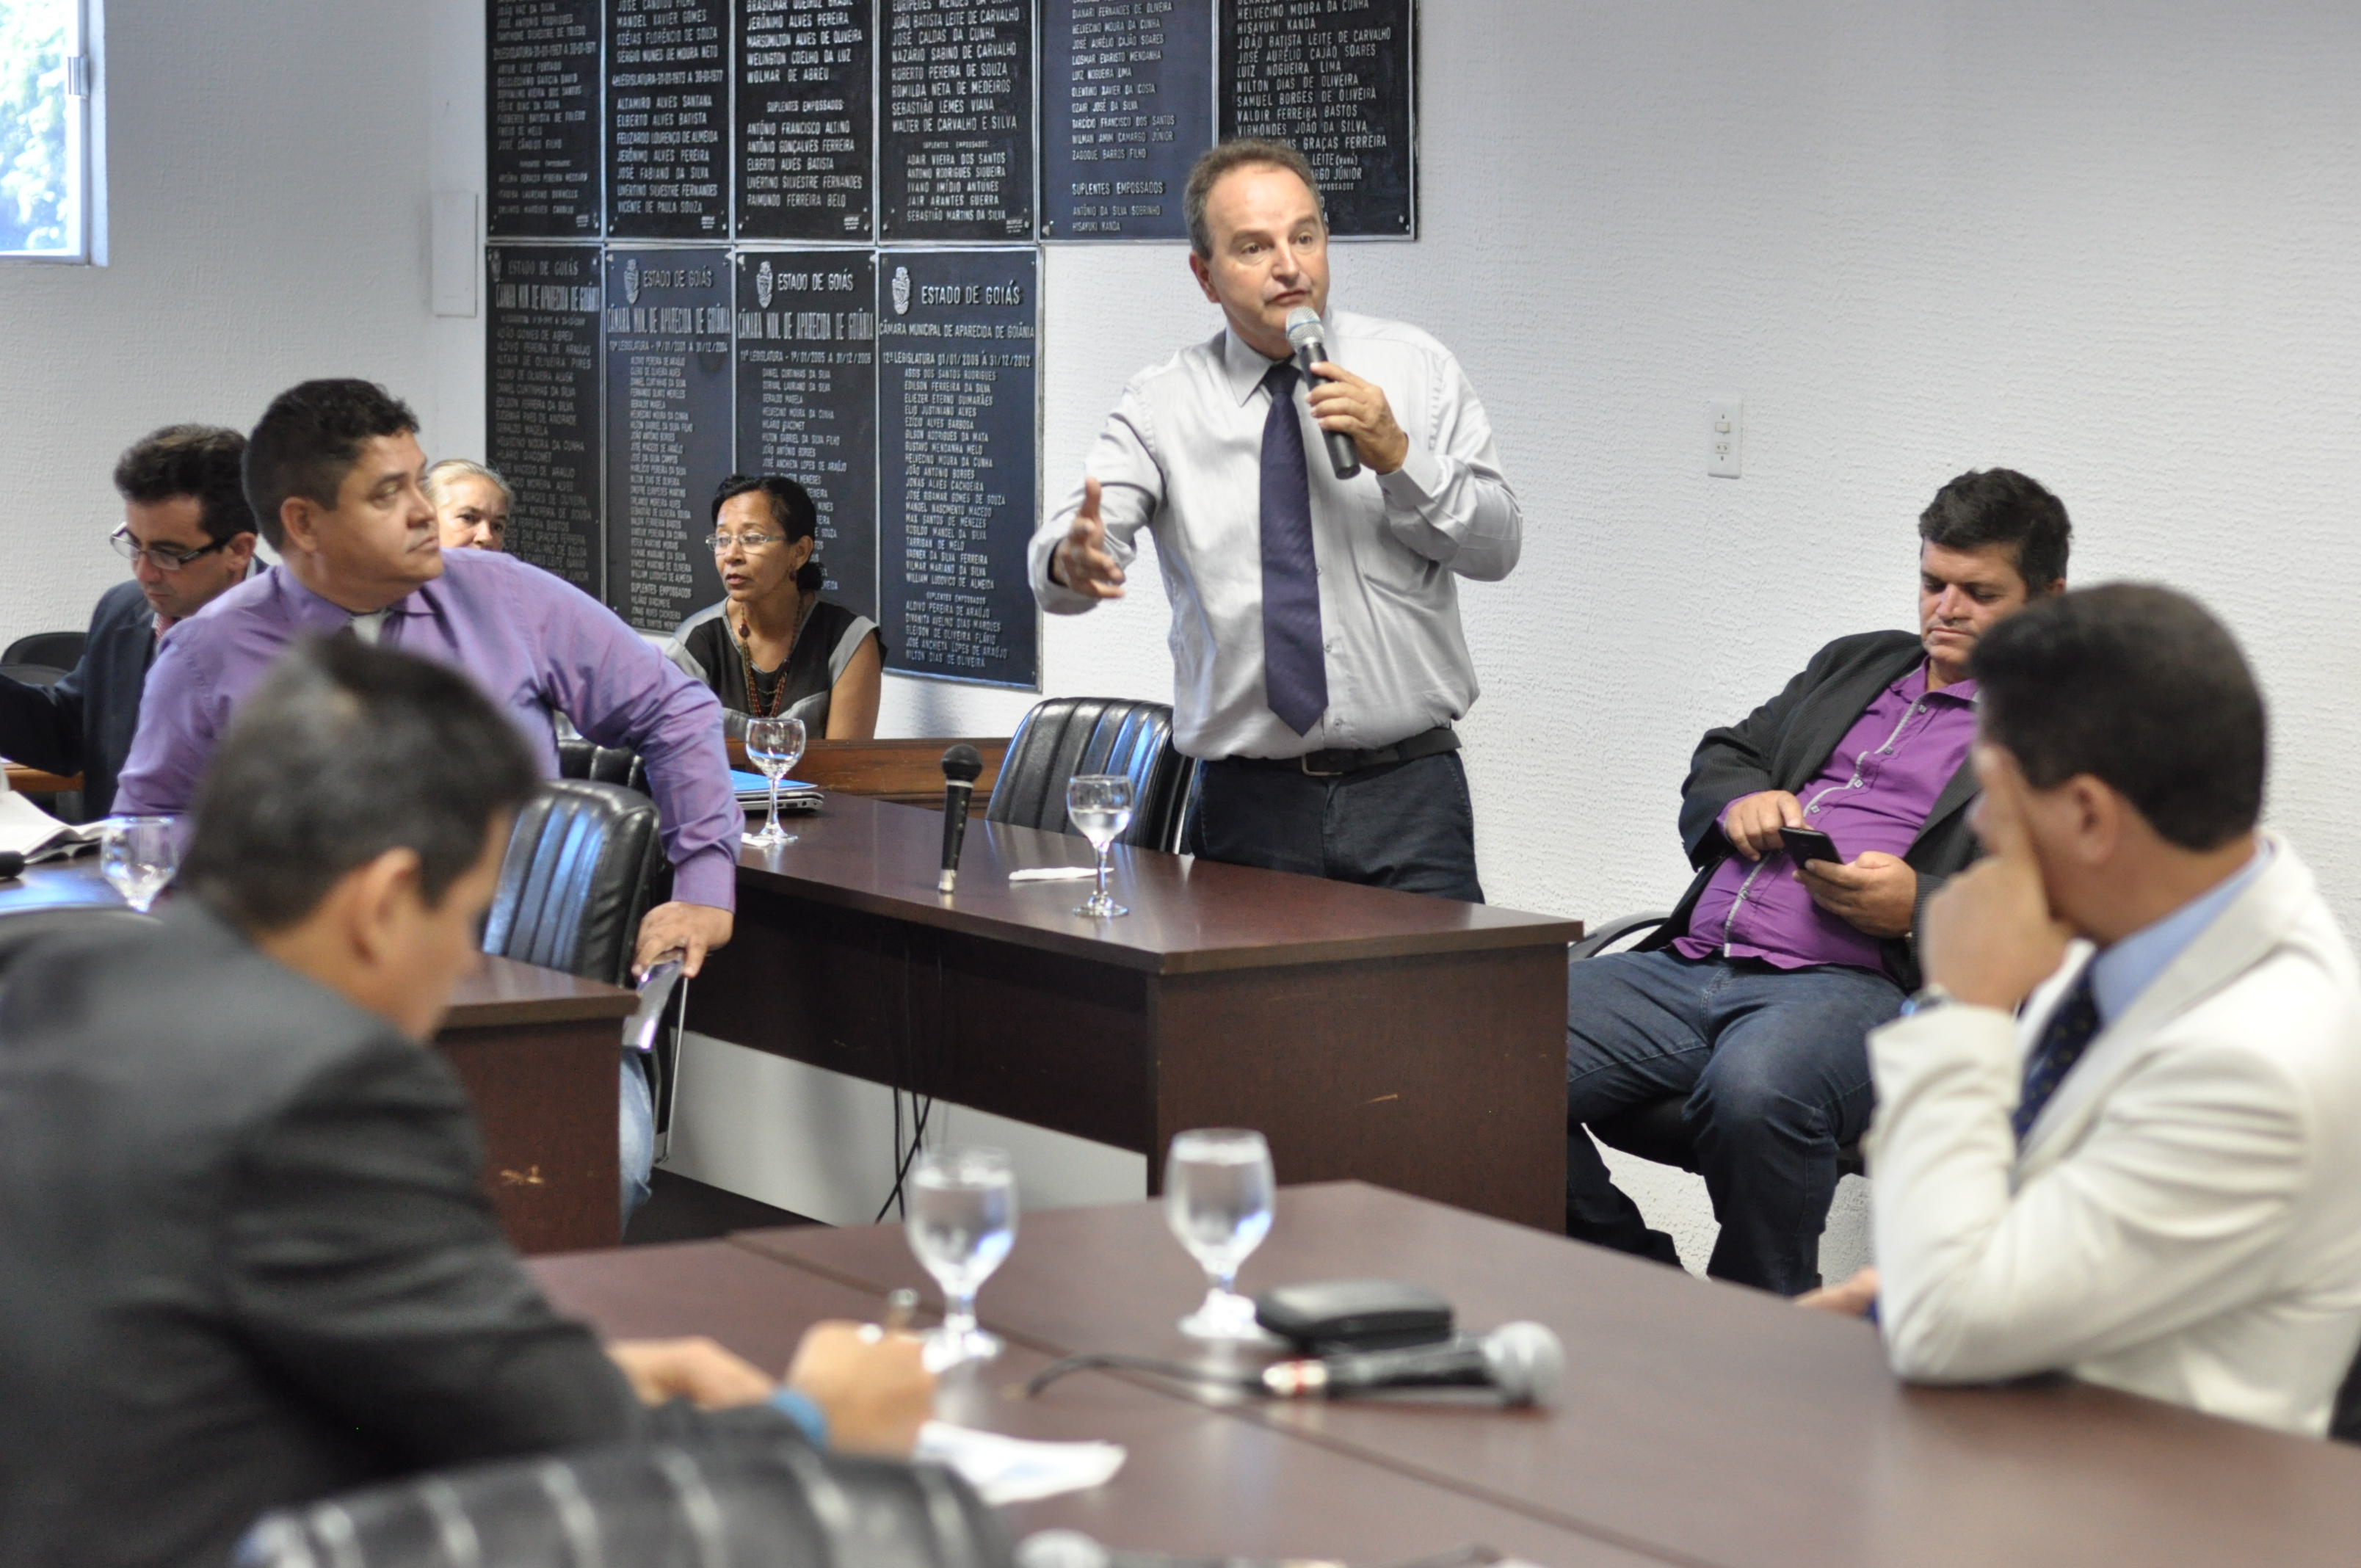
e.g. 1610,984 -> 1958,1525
487,246 -> 606,592
880,0 -> 1036,241
606,0 -> 730,237
1220,0 -> 1415,237
490,1 -> 604,236
736,0 -> 874,239
1042,0 -> 1211,239
734,252 -> 880,621
604,249 -> 735,632
877,250 -> 1039,686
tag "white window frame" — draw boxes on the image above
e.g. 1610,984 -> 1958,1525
1,0 -> 104,265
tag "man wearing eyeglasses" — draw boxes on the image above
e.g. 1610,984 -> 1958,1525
0,425 -> 257,820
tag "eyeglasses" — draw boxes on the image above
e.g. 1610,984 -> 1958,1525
111,527 -> 231,572
705,531 -> 785,553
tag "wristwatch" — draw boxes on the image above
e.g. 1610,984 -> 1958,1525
1898,983 -> 1957,1018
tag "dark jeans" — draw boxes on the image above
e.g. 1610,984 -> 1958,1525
1192,751 -> 1484,901
1564,948 -> 1898,1295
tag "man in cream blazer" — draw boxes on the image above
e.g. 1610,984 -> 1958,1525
1808,584 -> 2361,1437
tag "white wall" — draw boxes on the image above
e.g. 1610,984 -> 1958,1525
0,1 -> 475,639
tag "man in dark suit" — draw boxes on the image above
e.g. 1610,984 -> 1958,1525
0,424 -> 257,819
1564,470 -> 2072,1295
0,637 -> 928,1568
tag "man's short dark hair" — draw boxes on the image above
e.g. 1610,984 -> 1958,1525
710,473 -> 823,592
1183,138 -> 1324,258
178,638 -> 539,934
243,380 -> 420,550
1918,468 -> 2072,594
1971,584 -> 2265,852
112,425 -> 255,545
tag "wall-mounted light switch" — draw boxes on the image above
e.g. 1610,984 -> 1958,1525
1708,399 -> 1744,479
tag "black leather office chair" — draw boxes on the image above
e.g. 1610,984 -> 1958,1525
555,735 -> 649,795
2,631 -> 84,670
986,697 -> 1192,852
1570,911 -> 1868,1180
483,779 -> 664,988
0,906 -> 159,990
238,1430 -> 1011,1568
0,661 -> 68,689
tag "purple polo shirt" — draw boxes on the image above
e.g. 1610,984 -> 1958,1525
1674,663 -> 1974,973
115,549 -> 741,910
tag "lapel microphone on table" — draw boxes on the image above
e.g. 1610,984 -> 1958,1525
1285,305 -> 1363,481
937,744 -> 984,893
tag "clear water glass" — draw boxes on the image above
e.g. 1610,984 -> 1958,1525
1165,1128 -> 1277,1340
98,816 -> 177,914
906,1145 -> 1018,1371
744,714 -> 805,846
1065,773 -> 1134,918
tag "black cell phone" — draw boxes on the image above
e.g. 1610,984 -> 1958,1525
1780,825 -> 1843,866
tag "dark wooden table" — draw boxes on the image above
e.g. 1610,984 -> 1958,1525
726,1182 -> 2361,1568
0,863 -> 634,1255
690,796 -> 1583,1229
530,1240 -> 1667,1567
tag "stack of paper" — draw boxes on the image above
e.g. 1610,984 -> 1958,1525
0,794 -> 104,863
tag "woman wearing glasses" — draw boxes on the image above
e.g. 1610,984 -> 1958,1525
662,474 -> 884,739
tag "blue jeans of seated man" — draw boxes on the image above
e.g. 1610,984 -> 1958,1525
1193,751 -> 1484,901
1564,948 -> 1899,1296
622,1052 -> 656,1222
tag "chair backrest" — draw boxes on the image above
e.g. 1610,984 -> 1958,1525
238,1432 -> 1011,1568
0,661 -> 68,690
482,779 -> 664,986
555,735 -> 649,795
984,697 -> 1189,849
1,631 -> 84,670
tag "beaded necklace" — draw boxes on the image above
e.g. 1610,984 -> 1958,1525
733,591 -> 810,718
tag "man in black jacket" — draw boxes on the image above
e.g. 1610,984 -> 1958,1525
0,424 -> 257,819
0,637 -> 928,1568
1565,470 -> 2070,1295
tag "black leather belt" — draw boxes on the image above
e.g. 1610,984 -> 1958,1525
1219,726 -> 1461,778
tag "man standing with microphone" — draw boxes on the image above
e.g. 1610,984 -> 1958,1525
1029,139 -> 1521,900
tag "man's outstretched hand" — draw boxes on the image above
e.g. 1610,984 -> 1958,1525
1049,478 -> 1125,599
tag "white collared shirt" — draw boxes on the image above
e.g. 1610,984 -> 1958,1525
1028,311 -> 1523,760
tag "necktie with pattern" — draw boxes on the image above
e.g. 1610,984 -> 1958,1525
2013,965 -> 2101,1144
1257,360 -> 1327,736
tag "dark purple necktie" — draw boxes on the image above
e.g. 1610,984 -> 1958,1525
1258,361 -> 1327,735
2014,966 -> 2101,1144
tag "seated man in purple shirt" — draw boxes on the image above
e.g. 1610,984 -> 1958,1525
1564,469 -> 2071,1295
117,379 -> 737,978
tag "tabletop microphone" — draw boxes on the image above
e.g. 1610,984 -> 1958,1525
1258,1321 -> 1564,1405
937,744 -> 983,893
1285,305 -> 1363,481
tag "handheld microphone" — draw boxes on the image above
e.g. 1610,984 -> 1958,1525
1258,1321 -> 1564,1405
937,744 -> 983,893
1285,305 -> 1363,481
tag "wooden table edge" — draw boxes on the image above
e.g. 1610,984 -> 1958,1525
736,867 -> 1584,974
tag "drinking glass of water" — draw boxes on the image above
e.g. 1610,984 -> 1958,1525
98,816 -> 177,914
744,714 -> 805,847
1165,1128 -> 1277,1340
905,1145 -> 1018,1371
1065,773 -> 1134,918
